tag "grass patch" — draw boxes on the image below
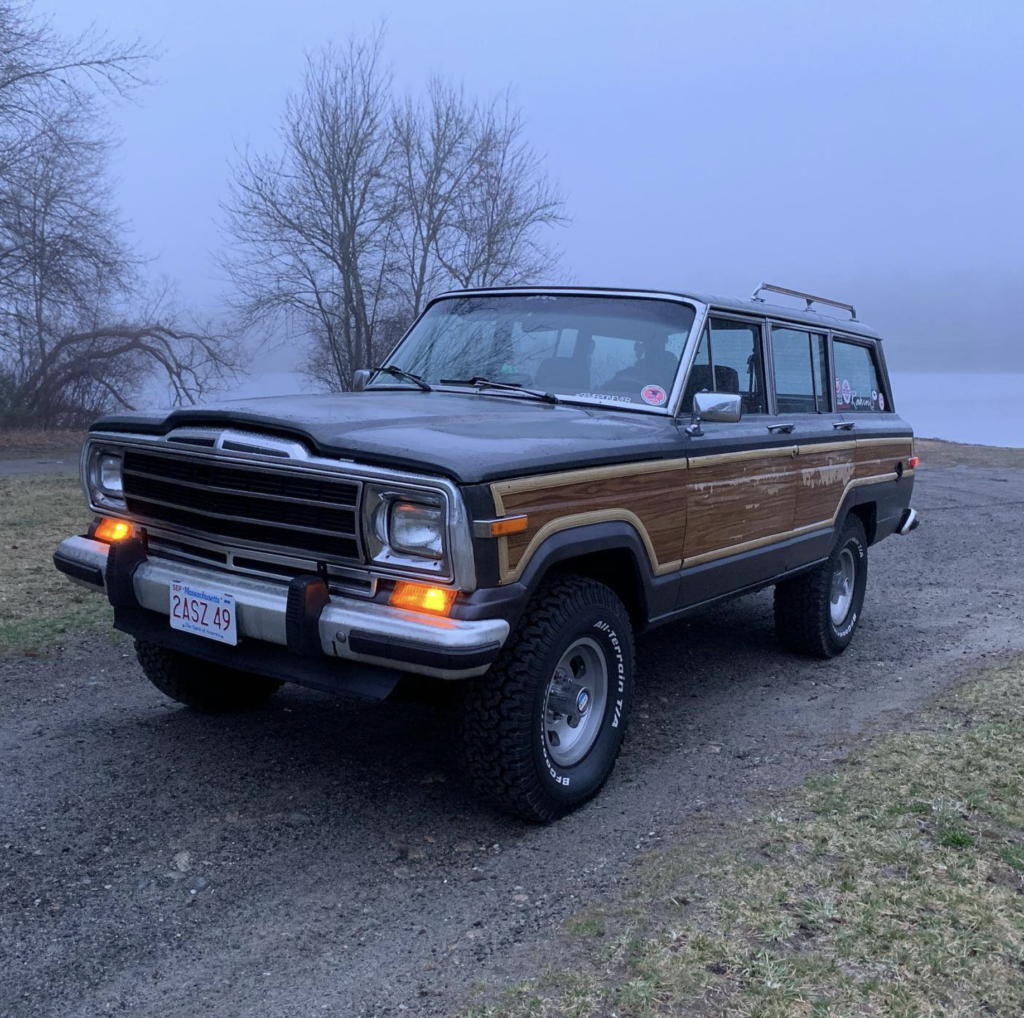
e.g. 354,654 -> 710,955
0,472 -> 111,652
468,659 -> 1024,1017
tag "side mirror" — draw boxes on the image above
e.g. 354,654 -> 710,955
352,368 -> 371,392
685,391 -> 742,436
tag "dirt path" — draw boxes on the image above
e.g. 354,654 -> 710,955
2,465 -> 1023,1018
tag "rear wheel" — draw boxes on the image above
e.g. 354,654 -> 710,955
462,575 -> 634,822
774,514 -> 868,658
134,640 -> 282,712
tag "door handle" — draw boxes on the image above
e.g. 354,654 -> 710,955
767,423 -> 795,434
832,421 -> 855,431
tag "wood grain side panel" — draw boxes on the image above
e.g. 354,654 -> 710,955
794,444 -> 857,530
683,449 -> 800,562
492,463 -> 690,583
854,438 -> 913,479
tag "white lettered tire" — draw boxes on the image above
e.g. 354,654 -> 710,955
461,575 -> 635,822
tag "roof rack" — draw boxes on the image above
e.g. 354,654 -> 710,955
750,282 -> 857,321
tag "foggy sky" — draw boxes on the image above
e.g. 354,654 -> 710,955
44,0 -> 1024,374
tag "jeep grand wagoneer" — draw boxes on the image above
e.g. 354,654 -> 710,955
54,283 -> 919,821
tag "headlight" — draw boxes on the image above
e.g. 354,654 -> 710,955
390,501 -> 444,559
363,484 -> 449,576
84,446 -> 125,509
98,454 -> 123,497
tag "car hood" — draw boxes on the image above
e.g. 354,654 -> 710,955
92,389 -> 681,484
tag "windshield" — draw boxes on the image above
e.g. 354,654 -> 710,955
371,294 -> 697,410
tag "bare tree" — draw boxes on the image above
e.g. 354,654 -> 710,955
0,1 -> 239,426
390,78 -> 483,320
222,33 -> 397,392
222,31 -> 568,391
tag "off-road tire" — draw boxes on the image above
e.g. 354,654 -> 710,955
462,575 -> 635,823
134,640 -> 282,712
774,513 -> 868,658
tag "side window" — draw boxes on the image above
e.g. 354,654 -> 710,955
812,334 -> 829,410
770,327 -> 832,413
681,319 -> 766,414
771,327 -> 815,413
708,318 -> 766,414
680,327 -> 711,411
833,339 -> 887,412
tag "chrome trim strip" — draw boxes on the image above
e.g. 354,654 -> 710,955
54,537 -> 505,680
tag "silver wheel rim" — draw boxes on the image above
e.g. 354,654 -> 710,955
543,636 -> 609,767
830,547 -> 856,626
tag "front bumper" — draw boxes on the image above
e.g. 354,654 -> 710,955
54,536 -> 509,680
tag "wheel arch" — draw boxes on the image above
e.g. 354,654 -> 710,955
513,520 -> 657,629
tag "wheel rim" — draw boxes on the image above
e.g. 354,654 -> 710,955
543,636 -> 609,767
830,547 -> 856,626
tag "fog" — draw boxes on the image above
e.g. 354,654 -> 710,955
44,0 -> 1024,374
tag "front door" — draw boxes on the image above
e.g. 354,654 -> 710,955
679,316 -> 801,574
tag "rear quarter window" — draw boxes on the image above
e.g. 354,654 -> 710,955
833,339 -> 889,412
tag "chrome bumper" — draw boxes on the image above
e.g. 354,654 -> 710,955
54,536 -> 509,680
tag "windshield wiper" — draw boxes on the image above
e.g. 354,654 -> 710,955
439,376 -> 560,404
373,365 -> 432,391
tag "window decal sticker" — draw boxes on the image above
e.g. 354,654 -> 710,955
574,391 -> 634,404
641,384 -> 667,406
878,391 -> 885,411
841,378 -> 851,406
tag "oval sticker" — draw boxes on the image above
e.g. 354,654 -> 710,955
641,384 -> 667,406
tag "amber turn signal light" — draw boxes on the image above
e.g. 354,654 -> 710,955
389,581 -> 457,616
489,515 -> 528,537
94,518 -> 134,543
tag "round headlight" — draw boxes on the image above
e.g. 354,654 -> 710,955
389,501 -> 444,560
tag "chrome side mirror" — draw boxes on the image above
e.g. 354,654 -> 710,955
352,368 -> 371,392
685,391 -> 742,436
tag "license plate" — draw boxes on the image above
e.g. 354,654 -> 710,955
169,581 -> 238,645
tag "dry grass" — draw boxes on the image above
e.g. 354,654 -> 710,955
0,472 -> 111,652
467,659 -> 1024,1018
0,426 -> 85,458
916,437 -> 1024,469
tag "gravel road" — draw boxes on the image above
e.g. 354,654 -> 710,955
3,465 -> 1023,1018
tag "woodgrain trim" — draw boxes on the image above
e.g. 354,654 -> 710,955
490,457 -> 688,513
496,508 -> 681,584
492,459 -> 690,584
487,437 -> 912,585
681,471 -> 898,568
688,445 -> 798,469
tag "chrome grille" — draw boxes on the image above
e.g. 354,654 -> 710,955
121,449 -> 362,563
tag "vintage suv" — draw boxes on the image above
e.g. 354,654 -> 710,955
54,283 -> 918,821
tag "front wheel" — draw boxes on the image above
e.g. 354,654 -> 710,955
461,576 -> 635,822
774,513 -> 868,658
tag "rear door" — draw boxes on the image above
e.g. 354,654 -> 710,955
680,315 -> 800,574
768,323 -> 856,532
